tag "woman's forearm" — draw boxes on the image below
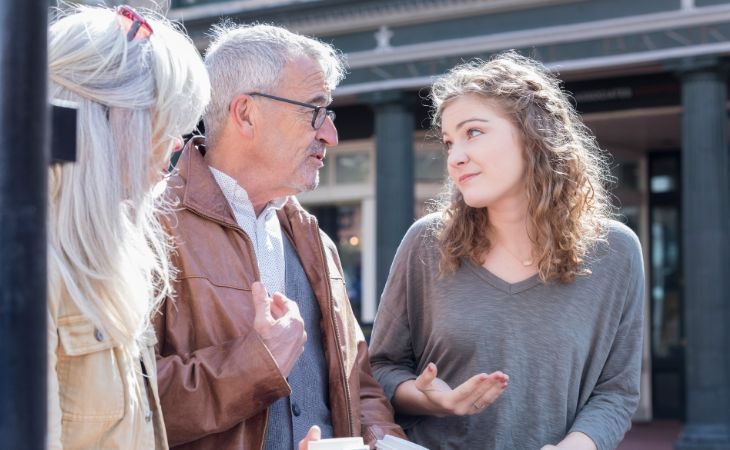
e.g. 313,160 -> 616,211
392,380 -> 445,416
555,432 -> 598,450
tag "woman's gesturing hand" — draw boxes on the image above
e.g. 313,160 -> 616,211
413,362 -> 509,416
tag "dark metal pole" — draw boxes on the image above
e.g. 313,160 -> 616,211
0,0 -> 49,448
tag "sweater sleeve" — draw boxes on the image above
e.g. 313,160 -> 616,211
569,232 -> 645,450
369,219 -> 428,401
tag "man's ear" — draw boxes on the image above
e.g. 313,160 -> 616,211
229,94 -> 254,139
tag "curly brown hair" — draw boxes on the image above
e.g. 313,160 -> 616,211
429,51 -> 614,283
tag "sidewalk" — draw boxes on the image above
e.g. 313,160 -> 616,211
618,420 -> 682,450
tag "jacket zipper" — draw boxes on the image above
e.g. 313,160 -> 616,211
313,225 -> 355,436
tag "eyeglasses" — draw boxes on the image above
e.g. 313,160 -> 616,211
247,92 -> 336,130
117,5 -> 153,42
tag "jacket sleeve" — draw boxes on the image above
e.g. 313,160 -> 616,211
568,232 -> 645,450
153,293 -> 291,447
356,338 -> 409,445
321,233 -> 407,445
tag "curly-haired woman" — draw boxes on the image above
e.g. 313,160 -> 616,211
369,52 -> 644,450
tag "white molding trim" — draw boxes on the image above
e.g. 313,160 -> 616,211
581,105 -> 682,122
296,184 -> 373,204
361,197 -> 376,323
345,3 -> 730,69
335,41 -> 730,96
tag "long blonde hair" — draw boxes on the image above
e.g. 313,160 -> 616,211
430,52 -> 613,283
47,6 -> 209,355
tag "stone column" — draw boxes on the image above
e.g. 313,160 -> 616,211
675,60 -> 730,450
365,90 -> 415,300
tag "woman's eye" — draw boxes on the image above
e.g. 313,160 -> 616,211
442,141 -> 452,152
467,128 -> 483,138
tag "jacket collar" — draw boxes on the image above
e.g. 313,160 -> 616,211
174,136 -> 318,236
174,136 -> 239,229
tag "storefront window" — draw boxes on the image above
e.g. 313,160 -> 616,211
415,150 -> 446,182
309,203 -> 363,320
335,152 -> 370,183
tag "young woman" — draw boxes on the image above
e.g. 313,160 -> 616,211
369,52 -> 644,450
46,6 -> 209,449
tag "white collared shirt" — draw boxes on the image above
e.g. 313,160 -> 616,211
209,166 -> 287,296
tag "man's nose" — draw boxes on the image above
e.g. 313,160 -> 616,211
316,115 -> 338,147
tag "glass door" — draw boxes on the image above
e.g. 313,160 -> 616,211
648,151 -> 684,420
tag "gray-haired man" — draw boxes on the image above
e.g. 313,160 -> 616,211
153,24 -> 406,449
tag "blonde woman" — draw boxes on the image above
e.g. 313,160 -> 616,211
370,52 -> 644,450
47,5 -> 209,449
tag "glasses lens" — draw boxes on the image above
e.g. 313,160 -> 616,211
314,108 -> 326,129
314,108 -> 335,129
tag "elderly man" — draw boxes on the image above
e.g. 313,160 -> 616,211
153,24 -> 405,450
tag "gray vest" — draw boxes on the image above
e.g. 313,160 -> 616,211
263,235 -> 333,449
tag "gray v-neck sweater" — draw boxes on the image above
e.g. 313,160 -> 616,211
369,214 -> 644,450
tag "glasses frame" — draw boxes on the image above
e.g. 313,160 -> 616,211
117,5 -> 154,42
246,92 -> 335,130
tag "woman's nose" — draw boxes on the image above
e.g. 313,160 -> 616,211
447,144 -> 467,167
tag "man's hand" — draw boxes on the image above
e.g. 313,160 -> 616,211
413,362 -> 508,416
298,425 -> 321,450
252,281 -> 307,377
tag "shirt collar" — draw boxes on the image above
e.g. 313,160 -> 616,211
208,166 -> 287,218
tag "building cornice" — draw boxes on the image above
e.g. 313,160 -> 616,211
345,3 -> 730,69
171,0 -> 579,36
335,41 -> 730,97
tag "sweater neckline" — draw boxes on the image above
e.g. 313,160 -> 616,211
464,260 -> 543,295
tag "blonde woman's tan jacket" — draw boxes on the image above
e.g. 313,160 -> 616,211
47,292 -> 168,449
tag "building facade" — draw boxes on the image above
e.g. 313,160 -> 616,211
169,0 -> 730,447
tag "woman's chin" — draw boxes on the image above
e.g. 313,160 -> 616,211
461,194 -> 491,209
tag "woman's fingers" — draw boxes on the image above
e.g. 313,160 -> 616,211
454,371 -> 509,415
414,362 -> 438,392
472,374 -> 509,411
415,366 -> 510,416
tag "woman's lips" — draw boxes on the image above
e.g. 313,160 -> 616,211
458,173 -> 479,183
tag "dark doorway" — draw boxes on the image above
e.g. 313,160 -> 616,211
648,151 -> 685,420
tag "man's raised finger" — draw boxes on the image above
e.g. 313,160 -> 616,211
270,292 -> 288,319
252,281 -> 274,325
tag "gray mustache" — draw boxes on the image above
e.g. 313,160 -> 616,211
308,144 -> 326,157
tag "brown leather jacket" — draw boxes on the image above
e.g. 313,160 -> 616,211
154,137 -> 405,449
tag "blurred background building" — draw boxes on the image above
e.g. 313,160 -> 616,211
67,0 -> 730,446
